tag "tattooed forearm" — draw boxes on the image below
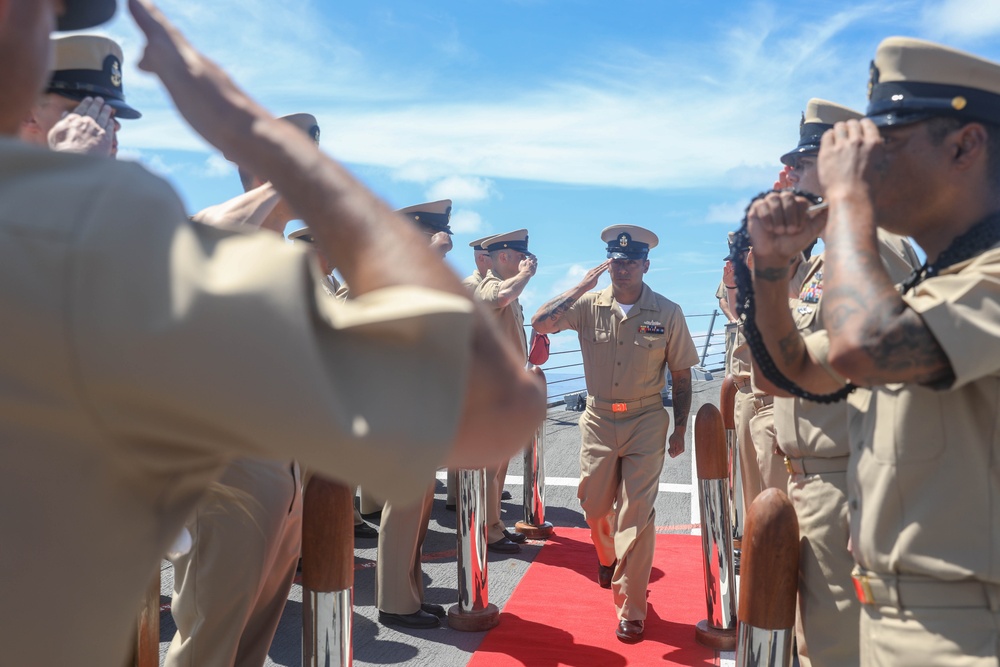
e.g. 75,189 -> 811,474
754,266 -> 790,282
534,295 -> 577,326
777,329 -> 806,368
858,308 -> 954,387
671,372 -> 692,427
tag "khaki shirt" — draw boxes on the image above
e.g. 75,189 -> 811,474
0,140 -> 474,665
462,268 -> 484,292
808,244 -> 1000,581
556,284 -> 699,401
476,269 -> 528,363
775,233 -> 920,459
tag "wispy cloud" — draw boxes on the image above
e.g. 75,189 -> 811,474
450,209 -> 486,234
103,1 -> 916,190
921,0 -> 1000,40
425,176 -> 497,203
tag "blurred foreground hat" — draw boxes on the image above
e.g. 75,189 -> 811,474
48,34 -> 140,119
602,225 -> 658,260
397,199 -> 453,235
482,229 -> 533,257
58,0 -> 116,31
780,99 -> 861,166
867,37 -> 1000,127
279,113 -> 320,144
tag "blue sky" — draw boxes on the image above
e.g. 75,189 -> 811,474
84,0 -> 1000,366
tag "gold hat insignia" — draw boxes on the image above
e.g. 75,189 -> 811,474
618,233 -> 629,247
110,59 -> 122,88
952,96 -> 968,110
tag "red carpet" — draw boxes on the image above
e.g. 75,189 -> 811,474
468,528 -> 718,666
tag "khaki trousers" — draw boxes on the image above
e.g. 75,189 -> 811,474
749,401 -> 788,493
166,458 -> 302,667
861,603 -> 1000,666
788,470 -> 858,667
578,403 -> 670,622
376,484 -> 435,614
735,388 -> 763,513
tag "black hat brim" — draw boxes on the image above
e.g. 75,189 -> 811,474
779,144 -> 819,167
50,90 -> 141,119
58,0 -> 117,31
607,251 -> 646,260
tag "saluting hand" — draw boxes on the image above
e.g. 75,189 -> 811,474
818,118 -> 884,203
746,191 -> 825,273
773,164 -> 793,190
578,260 -> 610,292
519,255 -> 538,277
48,97 -> 116,158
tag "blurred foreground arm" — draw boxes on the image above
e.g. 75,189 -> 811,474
128,0 -> 546,468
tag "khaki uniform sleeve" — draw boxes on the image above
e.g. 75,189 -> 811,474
665,306 -> 700,372
802,330 -> 850,387
72,177 -> 474,505
475,273 -> 503,309
903,257 -> 1000,390
715,280 -> 726,300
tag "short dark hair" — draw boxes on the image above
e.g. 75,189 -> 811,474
925,116 -> 1000,185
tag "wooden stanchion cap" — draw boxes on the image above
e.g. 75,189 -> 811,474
694,403 -> 727,480
738,488 -> 800,629
301,476 -> 355,592
720,375 -> 737,430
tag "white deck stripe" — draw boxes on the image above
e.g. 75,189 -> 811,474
435,470 -> 692,495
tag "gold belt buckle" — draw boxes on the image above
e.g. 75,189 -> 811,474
852,573 -> 875,605
784,456 -> 794,474
612,402 -> 628,413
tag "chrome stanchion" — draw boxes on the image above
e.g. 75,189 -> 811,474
694,403 -> 738,651
448,468 -> 500,631
721,376 -> 743,561
302,477 -> 353,667
735,488 -> 799,667
516,367 -> 554,540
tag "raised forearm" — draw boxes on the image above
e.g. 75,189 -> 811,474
823,193 -> 953,386
532,288 -> 583,334
494,271 -> 533,308
191,184 -> 281,231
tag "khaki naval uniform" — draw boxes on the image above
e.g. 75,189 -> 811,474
446,268 -> 487,506
830,243 -> 1000,666
166,460 -> 303,666
475,268 -> 529,542
0,141 -> 475,666
775,231 -> 919,667
556,283 -> 699,621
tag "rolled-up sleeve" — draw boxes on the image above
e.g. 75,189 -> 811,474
903,257 -> 1000,390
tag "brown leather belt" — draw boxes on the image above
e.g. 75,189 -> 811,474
784,455 -> 848,475
851,567 -> 999,608
587,394 -> 662,414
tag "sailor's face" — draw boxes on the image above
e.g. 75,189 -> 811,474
609,258 -> 648,288
788,154 -> 821,196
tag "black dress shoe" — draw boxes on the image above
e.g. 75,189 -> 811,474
378,609 -> 441,629
501,490 -> 513,500
503,529 -> 527,544
733,548 -> 741,576
487,537 -> 521,554
615,619 -> 644,643
445,502 -> 456,511
421,603 -> 446,618
354,521 -> 378,539
597,560 -> 616,589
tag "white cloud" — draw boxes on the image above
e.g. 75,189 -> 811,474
101,0 -> 906,191
922,0 -> 1000,39
202,154 -> 235,178
425,176 -> 497,203
449,209 -> 485,234
705,201 -> 749,225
